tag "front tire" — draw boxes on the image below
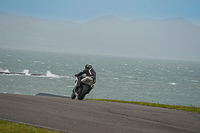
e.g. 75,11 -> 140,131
78,85 -> 89,100
71,89 -> 76,99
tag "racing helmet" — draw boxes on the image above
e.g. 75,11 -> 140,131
85,64 -> 92,69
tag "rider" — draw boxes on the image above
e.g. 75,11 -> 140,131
75,64 -> 96,91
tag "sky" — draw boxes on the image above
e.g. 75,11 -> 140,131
0,0 -> 200,61
0,0 -> 200,24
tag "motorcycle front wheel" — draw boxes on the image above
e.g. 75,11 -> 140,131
71,89 -> 76,99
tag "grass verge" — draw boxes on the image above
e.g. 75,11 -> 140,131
86,99 -> 200,113
0,119 -> 64,133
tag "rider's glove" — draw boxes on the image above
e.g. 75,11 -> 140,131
75,74 -> 78,77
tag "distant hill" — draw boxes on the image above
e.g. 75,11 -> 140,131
0,11 -> 200,60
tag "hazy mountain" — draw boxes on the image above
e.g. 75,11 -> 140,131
0,11 -> 200,60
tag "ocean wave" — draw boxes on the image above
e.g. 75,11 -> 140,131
46,71 -> 61,78
0,69 -> 67,78
0,68 -> 10,73
66,85 -> 74,88
168,82 -> 177,85
189,80 -> 199,83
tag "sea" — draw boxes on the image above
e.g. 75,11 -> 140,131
0,49 -> 200,107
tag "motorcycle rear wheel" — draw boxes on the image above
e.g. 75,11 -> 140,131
78,85 -> 89,100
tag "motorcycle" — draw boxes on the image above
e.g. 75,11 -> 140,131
71,76 -> 94,100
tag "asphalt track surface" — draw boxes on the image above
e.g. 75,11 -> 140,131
0,93 -> 200,133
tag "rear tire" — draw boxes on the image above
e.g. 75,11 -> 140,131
78,85 -> 89,100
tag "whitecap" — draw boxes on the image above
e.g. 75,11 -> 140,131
22,69 -> 30,76
168,82 -> 177,85
3,69 -> 10,73
64,76 -> 72,79
67,85 -> 74,88
190,80 -> 198,83
46,71 -> 61,78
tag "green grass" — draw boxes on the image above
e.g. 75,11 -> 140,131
86,99 -> 200,113
0,119 -> 64,133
